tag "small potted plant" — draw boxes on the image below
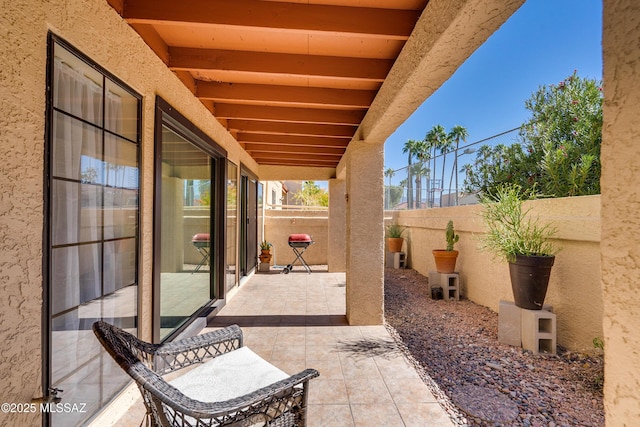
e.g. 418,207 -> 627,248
259,240 -> 272,263
478,184 -> 560,310
386,223 -> 405,253
432,220 -> 459,273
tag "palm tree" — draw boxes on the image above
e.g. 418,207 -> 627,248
402,139 -> 422,209
384,167 -> 395,209
411,163 -> 429,208
438,132 -> 454,207
447,125 -> 469,206
425,125 -> 447,207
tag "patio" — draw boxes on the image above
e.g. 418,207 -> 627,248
108,270 -> 457,426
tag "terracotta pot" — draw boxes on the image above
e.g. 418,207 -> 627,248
259,249 -> 272,263
387,238 -> 404,253
432,250 -> 459,273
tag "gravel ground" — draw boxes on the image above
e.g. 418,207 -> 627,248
384,268 -> 605,427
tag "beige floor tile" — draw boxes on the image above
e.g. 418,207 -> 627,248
396,403 -> 457,427
344,378 -> 394,405
309,379 -> 350,405
384,377 -> 438,404
350,403 -> 405,427
339,355 -> 383,380
108,272 -> 457,427
305,354 -> 343,379
373,354 -> 422,380
270,343 -> 305,361
307,404 -> 354,427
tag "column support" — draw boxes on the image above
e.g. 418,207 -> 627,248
328,179 -> 346,272
345,141 -> 384,325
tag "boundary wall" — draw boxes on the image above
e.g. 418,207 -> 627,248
389,195 -> 602,352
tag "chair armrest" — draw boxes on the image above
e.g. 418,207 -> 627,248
154,324 -> 243,374
157,368 -> 321,423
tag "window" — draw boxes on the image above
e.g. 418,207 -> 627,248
227,161 -> 238,291
46,35 -> 141,425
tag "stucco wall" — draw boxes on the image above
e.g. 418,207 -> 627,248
390,195 -> 603,352
263,210 -> 328,267
602,0 -> 640,423
0,0 -> 258,422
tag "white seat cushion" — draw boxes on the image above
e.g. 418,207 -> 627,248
168,346 -> 289,403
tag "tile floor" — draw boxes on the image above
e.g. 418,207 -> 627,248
103,270 -> 456,426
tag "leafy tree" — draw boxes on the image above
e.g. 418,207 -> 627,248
384,167 -> 396,209
387,186 -> 404,209
292,181 -> 329,207
464,72 -> 602,198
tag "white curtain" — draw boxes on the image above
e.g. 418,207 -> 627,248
51,58 -> 104,315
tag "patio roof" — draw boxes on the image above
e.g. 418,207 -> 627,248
106,0 -> 429,169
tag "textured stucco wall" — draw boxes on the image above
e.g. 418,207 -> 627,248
0,0 -> 258,422
394,195 -> 603,352
328,179 -> 347,272
602,0 -> 640,423
345,141 -> 385,325
263,210 -> 328,266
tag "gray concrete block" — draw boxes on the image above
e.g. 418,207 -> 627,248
521,308 -> 556,354
428,271 -> 459,300
498,300 -> 522,347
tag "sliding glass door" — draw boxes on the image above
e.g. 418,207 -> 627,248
154,98 -> 226,341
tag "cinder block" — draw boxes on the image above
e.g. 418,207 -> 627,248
498,300 -> 522,347
386,252 -> 406,269
258,262 -> 270,272
394,252 -> 406,269
428,271 -> 459,300
521,308 -> 557,354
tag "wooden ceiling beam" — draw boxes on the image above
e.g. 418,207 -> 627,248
251,152 -> 341,162
255,158 -> 338,168
122,0 -> 419,39
244,143 -> 345,156
168,48 -> 392,81
227,120 -> 356,138
130,23 -> 169,64
197,82 -> 376,109
213,104 -> 366,125
238,133 -> 349,148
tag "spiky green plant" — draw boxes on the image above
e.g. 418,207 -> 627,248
445,220 -> 459,251
386,223 -> 405,238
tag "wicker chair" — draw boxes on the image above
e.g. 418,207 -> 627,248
92,321 -> 319,426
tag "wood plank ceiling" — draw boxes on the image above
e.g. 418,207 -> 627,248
108,0 -> 429,168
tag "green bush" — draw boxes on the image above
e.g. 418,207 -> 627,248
464,72 -> 602,198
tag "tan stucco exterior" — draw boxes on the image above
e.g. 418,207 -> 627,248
391,195 -> 603,352
602,0 -> 640,423
4,0 -> 640,425
0,0 -> 259,422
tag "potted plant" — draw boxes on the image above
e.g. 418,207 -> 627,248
259,240 -> 272,263
432,220 -> 460,273
385,223 -> 405,253
478,184 -> 560,310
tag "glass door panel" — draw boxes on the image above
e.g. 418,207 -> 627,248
159,125 -> 212,340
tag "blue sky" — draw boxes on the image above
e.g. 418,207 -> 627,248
383,0 -> 603,187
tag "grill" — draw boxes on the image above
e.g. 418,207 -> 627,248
191,233 -> 210,273
283,234 -> 314,274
